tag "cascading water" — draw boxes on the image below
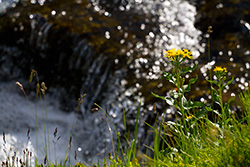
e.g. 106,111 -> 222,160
0,0 -> 206,164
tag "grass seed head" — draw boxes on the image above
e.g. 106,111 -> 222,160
54,127 -> 58,138
29,69 -> 37,83
74,150 -> 77,160
3,131 -> 6,144
27,127 -> 30,140
207,26 -> 213,33
44,156 -> 47,164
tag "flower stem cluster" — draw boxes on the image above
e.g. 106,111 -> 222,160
207,66 -> 234,127
154,48 -> 235,132
153,48 -> 199,133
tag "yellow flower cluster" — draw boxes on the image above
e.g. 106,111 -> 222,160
213,66 -> 227,73
164,48 -> 192,61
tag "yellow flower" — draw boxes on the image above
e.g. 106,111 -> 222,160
164,48 -> 192,61
213,66 -> 227,73
182,48 -> 193,59
186,115 -> 193,119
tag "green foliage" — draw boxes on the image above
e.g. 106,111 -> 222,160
3,47 -> 250,167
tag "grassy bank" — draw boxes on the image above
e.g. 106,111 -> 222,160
1,47 -> 250,167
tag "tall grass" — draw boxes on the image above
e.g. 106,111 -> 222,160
1,70 -> 86,167
2,46 -> 250,166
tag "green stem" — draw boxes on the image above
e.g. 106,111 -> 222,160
175,59 -> 187,131
208,37 -> 214,108
43,94 -> 51,163
218,79 -> 225,125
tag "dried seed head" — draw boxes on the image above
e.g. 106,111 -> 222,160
36,83 -> 40,96
16,81 -> 27,95
3,131 -> 6,144
153,103 -> 156,113
207,26 -> 213,33
41,89 -> 45,95
78,94 -> 86,104
91,108 -> 98,112
74,150 -> 77,160
29,69 -> 37,83
44,156 -> 47,164
27,127 -> 30,140
16,81 -> 23,89
40,82 -> 47,95
54,128 -> 58,138
10,146 -> 14,151
69,136 -> 72,149
41,82 -> 47,90
16,157 -> 19,166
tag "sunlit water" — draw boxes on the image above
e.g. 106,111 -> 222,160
0,0 -> 203,164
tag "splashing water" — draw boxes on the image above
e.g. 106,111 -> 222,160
0,0 -> 205,164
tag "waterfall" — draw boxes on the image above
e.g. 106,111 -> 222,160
0,0 -> 203,164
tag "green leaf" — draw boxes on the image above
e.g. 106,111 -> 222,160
183,76 -> 198,93
181,63 -> 197,75
162,72 -> 177,86
174,99 -> 181,111
166,97 -> 174,106
189,76 -> 198,84
183,100 -> 205,110
152,92 -> 166,101
210,86 -> 220,105
205,106 -> 221,117
194,107 -> 208,118
211,109 -> 221,117
223,96 -> 234,118
222,77 -> 234,89
206,79 -> 217,85
162,72 -> 172,80
224,118 -> 232,127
